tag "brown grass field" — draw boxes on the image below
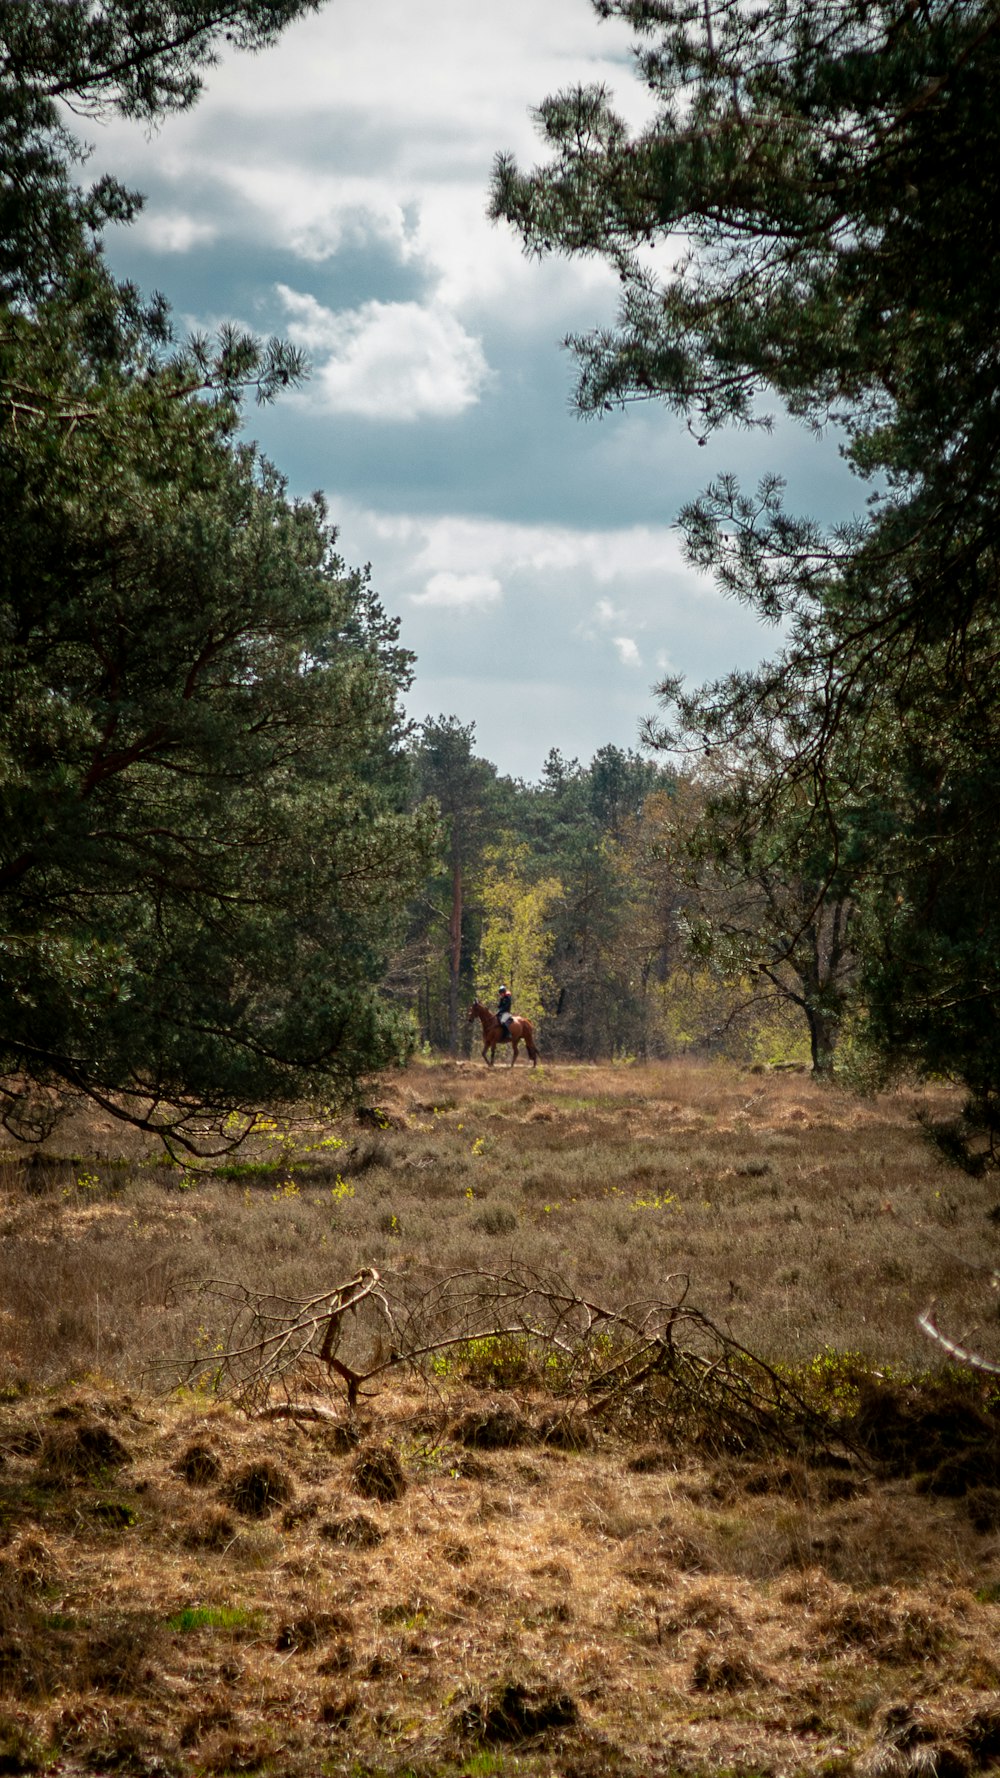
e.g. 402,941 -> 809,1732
2,1058 -> 1000,1777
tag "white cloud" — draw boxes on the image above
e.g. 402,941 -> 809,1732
275,286 -> 491,419
86,0 -> 637,319
595,597 -> 625,626
297,499 -> 779,777
358,510 -> 697,584
219,172 -> 417,266
130,210 -> 218,252
413,572 -> 503,609
164,0 -> 646,141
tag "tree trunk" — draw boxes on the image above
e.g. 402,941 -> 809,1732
807,1005 -> 840,1076
448,861 -> 462,1056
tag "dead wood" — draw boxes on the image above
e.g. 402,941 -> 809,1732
178,1265 -> 849,1459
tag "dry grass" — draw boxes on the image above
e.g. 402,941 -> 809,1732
2,1056 -> 996,1386
0,1058 -> 999,1774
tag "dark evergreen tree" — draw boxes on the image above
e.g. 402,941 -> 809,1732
492,0 -> 1000,1133
407,719 -> 501,1055
0,0 -> 437,1148
588,743 -> 662,843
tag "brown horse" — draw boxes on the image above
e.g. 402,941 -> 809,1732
468,1000 -> 539,1067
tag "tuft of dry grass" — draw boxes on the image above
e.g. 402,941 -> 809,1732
351,1441 -> 406,1502
224,1458 -> 293,1518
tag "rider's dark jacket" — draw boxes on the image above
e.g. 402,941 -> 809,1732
498,990 -> 512,1021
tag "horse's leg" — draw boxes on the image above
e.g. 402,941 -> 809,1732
510,1038 -> 519,1066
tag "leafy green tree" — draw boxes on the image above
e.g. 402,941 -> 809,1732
517,749 -> 670,1058
0,336 -> 436,1145
0,0 -> 438,1148
587,743 -> 662,842
845,617 -> 1000,1162
612,783 -> 701,1054
491,1 -> 1000,502
666,762 -> 862,1077
474,847 -> 562,1027
650,655 -> 888,1075
407,718 -> 501,1055
491,0 -> 1000,1129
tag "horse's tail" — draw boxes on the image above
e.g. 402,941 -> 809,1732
525,1023 -> 539,1063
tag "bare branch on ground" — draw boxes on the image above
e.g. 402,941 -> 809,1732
176,1265 -> 848,1457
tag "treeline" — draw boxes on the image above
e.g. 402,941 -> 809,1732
390,720 -> 823,1071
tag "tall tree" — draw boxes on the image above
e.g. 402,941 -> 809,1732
491,0 -> 1000,1130
665,759 -> 863,1076
409,718 -> 497,1055
0,0 -> 438,1148
518,749 -> 667,1058
0,335 -> 436,1145
474,847 -> 562,1028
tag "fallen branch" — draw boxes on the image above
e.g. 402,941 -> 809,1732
918,1296 -> 1000,1376
176,1264 -> 846,1457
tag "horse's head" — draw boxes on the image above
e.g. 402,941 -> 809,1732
467,1000 -> 485,1021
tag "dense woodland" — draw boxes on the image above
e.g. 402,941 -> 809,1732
3,0 -> 1000,1172
394,724 -> 834,1073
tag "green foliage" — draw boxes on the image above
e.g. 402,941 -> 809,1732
399,736 -> 693,1062
793,1349 -> 873,1417
492,0 -> 1000,1138
450,1334 -> 537,1390
656,700 -> 873,1071
0,370 -> 435,1145
0,0 -> 436,1149
513,748 -> 677,1059
403,717 -> 501,1054
166,1604 -> 262,1633
492,0 -> 1000,472
474,847 -> 561,1026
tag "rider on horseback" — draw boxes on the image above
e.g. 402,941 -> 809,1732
497,983 -> 513,1041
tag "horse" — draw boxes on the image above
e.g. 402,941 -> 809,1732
468,1000 -> 539,1067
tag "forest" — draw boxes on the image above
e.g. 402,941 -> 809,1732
396,722 -> 843,1076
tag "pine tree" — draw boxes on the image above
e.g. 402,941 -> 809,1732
491,0 -> 1000,1134
0,0 -> 437,1148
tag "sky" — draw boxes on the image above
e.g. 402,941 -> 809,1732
88,0 -> 862,782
